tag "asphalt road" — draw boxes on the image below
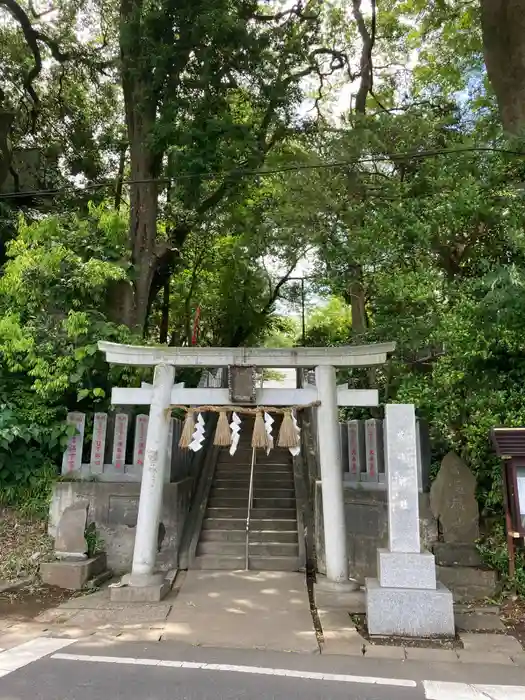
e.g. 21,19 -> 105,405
1,639 -> 525,700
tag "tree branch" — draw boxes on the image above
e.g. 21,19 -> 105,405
0,0 -> 42,126
1,0 -> 113,129
352,0 -> 376,115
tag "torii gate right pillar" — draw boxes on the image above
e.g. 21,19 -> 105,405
315,365 -> 348,583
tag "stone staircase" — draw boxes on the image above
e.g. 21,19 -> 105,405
194,422 -> 300,571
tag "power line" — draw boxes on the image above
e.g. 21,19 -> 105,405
1,145 -> 524,201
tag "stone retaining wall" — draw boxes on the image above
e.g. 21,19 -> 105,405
314,482 -> 438,582
49,480 -> 193,574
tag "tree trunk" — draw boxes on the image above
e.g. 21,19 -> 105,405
119,0 -> 160,332
159,280 -> 170,344
480,0 -> 525,134
348,273 -> 367,340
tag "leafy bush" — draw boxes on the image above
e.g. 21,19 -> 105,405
0,402 -> 72,518
0,205 -> 140,514
477,523 -> 525,597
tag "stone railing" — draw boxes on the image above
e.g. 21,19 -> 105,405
61,369 -> 224,483
61,411 -> 191,483
340,417 -> 431,492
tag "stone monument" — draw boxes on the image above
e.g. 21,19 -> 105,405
365,404 -> 454,637
41,502 -> 109,590
430,451 -> 480,566
54,501 -> 89,559
430,452 -> 497,599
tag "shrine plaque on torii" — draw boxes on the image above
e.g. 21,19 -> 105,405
228,365 -> 257,404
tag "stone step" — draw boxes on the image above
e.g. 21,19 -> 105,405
194,554 -> 299,571
216,473 -> 294,480
215,466 -> 292,474
214,473 -> 293,481
216,455 -> 291,466
213,480 -> 295,490
254,496 -> 296,508
202,518 -> 298,531
437,565 -> 498,602
433,543 -> 483,568
193,555 -> 246,570
197,541 -> 299,557
249,555 -> 300,571
253,487 -> 296,497
206,507 -> 297,519
211,487 -> 295,499
197,541 -> 245,556
201,529 -> 298,543
208,497 -> 296,509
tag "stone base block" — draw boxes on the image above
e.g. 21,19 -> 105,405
365,578 -> 454,637
40,553 -> 107,590
433,543 -> 482,568
109,581 -> 170,603
377,548 -> 436,589
437,565 -> 498,602
109,570 -> 176,603
315,578 -> 365,613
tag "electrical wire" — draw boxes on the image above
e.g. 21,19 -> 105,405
1,145 -> 524,201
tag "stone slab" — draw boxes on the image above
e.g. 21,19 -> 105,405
377,548 -> 437,589
315,587 -> 365,613
456,650 -> 515,665
98,629 -> 163,642
405,647 -> 459,663
62,412 -> 85,474
40,554 -> 107,590
109,580 -> 171,603
35,608 -> 80,625
511,653 -> 525,666
364,644 -> 406,660
460,632 -> 523,654
60,604 -> 171,627
384,404 -> 420,553
437,565 -> 498,601
318,609 -> 364,648
433,542 -> 483,568
320,640 -> 365,656
365,578 -> 455,637
90,412 -> 108,473
162,570 -> 317,653
454,604 -> 500,614
455,612 -> 505,632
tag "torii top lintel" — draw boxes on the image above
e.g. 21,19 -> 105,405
97,341 -> 396,368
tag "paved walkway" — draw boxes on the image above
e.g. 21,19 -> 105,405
1,573 -> 523,668
162,570 -> 318,652
0,570 -> 317,653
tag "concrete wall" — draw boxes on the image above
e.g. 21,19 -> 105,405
49,480 -> 193,574
314,482 -> 438,582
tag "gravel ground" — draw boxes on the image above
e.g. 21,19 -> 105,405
0,507 -> 54,583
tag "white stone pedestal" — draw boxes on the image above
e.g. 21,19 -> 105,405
366,578 -> 454,637
365,404 -> 454,637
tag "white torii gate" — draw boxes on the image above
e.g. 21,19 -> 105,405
98,341 -> 395,595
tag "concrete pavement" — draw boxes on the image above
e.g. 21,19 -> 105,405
1,571 -> 524,668
1,637 -> 525,699
319,607 -> 525,666
27,570 -> 318,651
161,570 -> 318,652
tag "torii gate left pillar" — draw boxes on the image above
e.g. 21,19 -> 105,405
129,363 -> 174,585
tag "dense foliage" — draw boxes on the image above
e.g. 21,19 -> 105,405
1,0 -> 525,587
